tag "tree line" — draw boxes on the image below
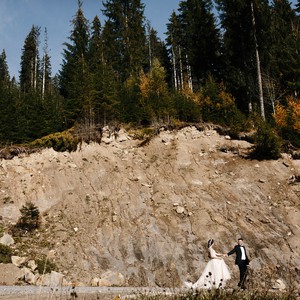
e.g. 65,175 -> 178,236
0,0 -> 299,148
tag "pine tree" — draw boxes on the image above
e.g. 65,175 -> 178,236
216,0 -> 271,117
89,15 -> 120,126
19,25 -> 41,93
177,0 -> 222,87
146,24 -> 171,83
166,11 -> 183,91
102,0 -> 147,81
41,27 -> 52,100
269,0 -> 299,97
0,49 -> 11,142
0,49 -> 10,83
59,0 -> 92,127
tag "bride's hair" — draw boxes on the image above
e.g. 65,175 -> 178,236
207,239 -> 214,248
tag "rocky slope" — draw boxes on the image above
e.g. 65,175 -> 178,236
0,126 -> 299,289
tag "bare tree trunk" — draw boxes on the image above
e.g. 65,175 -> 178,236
186,54 -> 193,92
264,74 -> 276,115
30,60 -> 34,89
171,35 -> 178,91
147,21 -> 152,69
179,46 -> 184,90
251,1 -> 265,120
42,54 -> 46,100
33,51 -> 38,91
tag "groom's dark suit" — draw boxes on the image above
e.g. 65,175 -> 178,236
228,244 -> 250,288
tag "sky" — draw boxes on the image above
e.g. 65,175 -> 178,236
0,0 -> 181,79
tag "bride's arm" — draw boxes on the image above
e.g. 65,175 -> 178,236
209,247 -> 219,259
214,250 -> 225,259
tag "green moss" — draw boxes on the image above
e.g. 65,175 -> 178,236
0,244 -> 12,263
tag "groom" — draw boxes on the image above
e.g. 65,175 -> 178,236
227,238 -> 250,289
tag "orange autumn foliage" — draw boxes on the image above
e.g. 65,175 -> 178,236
275,96 -> 300,131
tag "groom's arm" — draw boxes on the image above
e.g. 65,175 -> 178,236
227,246 -> 237,256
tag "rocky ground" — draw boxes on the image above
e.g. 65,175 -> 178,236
0,125 -> 299,291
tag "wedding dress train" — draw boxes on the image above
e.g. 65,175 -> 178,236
184,248 -> 231,289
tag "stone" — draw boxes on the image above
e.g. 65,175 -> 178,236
36,271 -> 65,287
21,267 -> 36,284
273,278 -> 286,290
99,271 -> 125,287
176,206 -> 185,214
0,233 -> 14,246
11,256 -> 27,267
0,264 -> 22,285
91,277 -> 100,286
27,259 -> 38,271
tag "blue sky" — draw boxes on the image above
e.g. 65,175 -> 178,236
0,0 -> 181,79
0,0 -> 297,80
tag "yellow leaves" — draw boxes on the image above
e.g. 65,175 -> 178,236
198,85 -> 236,112
139,71 -> 151,98
275,96 -> 300,131
180,83 -> 200,103
139,58 -> 168,99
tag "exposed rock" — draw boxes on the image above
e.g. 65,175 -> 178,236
11,256 -> 27,267
272,278 -> 286,291
98,271 -> 125,287
0,264 -> 22,285
90,277 -> 100,286
0,233 -> 14,245
36,271 -> 65,287
27,259 -> 38,271
0,126 -> 299,289
21,267 -> 36,284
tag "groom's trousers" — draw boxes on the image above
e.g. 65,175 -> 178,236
238,261 -> 248,288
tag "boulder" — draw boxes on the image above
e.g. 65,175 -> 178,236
98,270 -> 125,287
0,233 -> 14,246
11,255 -> 27,267
0,263 -> 22,285
36,271 -> 65,287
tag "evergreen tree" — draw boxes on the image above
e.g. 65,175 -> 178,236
89,15 -> 120,125
216,0 -> 271,117
20,25 -> 41,93
146,24 -> 172,85
102,0 -> 147,81
59,0 -> 92,127
0,49 -> 10,83
177,0 -> 222,87
269,0 -> 299,97
166,11 -> 184,91
0,49 -> 11,142
41,27 -> 52,100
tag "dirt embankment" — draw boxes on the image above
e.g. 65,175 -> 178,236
0,126 -> 299,289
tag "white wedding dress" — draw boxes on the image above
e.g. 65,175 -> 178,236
184,247 -> 231,289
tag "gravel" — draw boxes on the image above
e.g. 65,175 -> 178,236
0,286 -> 184,299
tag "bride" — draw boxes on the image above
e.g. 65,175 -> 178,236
184,239 -> 231,289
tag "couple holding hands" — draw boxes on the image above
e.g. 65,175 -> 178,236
185,238 -> 250,290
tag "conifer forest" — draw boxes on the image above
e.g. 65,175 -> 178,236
0,0 -> 299,153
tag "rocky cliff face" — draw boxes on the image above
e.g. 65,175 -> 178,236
0,126 -> 299,289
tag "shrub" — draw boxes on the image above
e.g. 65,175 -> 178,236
198,78 -> 247,130
0,244 -> 12,263
36,256 -> 57,274
30,130 -> 79,152
250,122 -> 282,160
14,202 -> 40,234
274,96 -> 300,148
